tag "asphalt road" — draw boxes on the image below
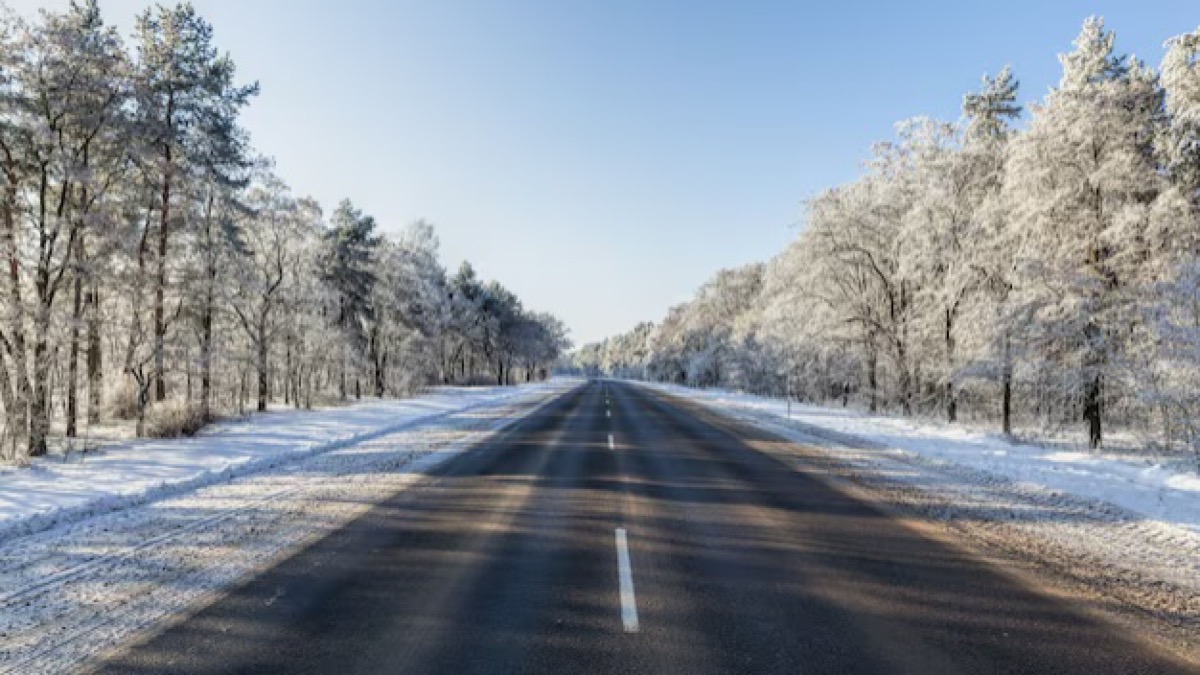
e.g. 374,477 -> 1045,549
94,381 -> 1198,674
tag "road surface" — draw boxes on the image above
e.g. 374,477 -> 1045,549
94,381 -> 1197,674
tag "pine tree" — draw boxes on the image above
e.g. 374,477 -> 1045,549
319,199 -> 380,398
1161,27 -> 1200,199
962,67 -> 1022,433
1005,17 -> 1164,448
130,2 -> 257,405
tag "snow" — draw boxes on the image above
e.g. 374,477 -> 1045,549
0,379 -> 577,673
0,383 -> 567,544
641,381 -> 1200,536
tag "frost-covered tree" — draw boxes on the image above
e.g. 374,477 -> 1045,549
896,118 -> 973,421
318,199 -> 380,399
1142,27 -> 1200,454
376,220 -> 453,389
228,175 -> 303,411
805,161 -> 916,413
960,67 -> 1022,433
444,261 -> 486,382
1005,17 -> 1164,447
0,1 -> 129,456
580,16 -> 1200,458
0,1 -> 568,465
130,2 -> 257,404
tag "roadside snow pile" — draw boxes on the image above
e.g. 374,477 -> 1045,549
0,383 -> 563,544
640,381 -> 1200,536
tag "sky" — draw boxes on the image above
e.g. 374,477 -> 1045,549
7,0 -> 1200,345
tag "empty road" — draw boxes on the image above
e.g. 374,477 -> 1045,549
94,381 -> 1197,674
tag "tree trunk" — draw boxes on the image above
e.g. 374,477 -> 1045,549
134,371 -> 149,438
153,180 -> 169,404
86,282 -> 102,425
866,335 -> 878,414
0,355 -> 19,461
27,307 -> 51,457
2,203 -> 31,458
199,199 -> 216,421
199,296 -> 213,420
944,307 -> 956,423
153,101 -> 176,404
370,331 -> 385,397
1083,316 -> 1103,449
304,370 -> 313,409
238,371 -> 247,416
284,335 -> 292,406
375,352 -> 386,398
1084,373 -> 1102,449
1000,331 -> 1012,436
66,260 -> 83,438
339,345 -> 347,400
256,318 -> 268,412
125,203 -> 152,374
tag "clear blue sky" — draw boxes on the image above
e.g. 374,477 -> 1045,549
10,0 -> 1200,344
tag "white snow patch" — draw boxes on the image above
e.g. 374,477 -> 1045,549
640,381 -> 1200,536
0,384 -> 564,544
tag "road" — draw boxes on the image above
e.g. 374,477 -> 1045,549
94,381 -> 1197,674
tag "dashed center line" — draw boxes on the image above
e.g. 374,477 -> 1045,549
608,434 -> 615,450
615,528 -> 639,633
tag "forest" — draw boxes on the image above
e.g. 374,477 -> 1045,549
578,17 -> 1200,454
0,1 -> 570,463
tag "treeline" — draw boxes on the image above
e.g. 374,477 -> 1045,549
0,1 -> 569,462
578,18 -> 1200,452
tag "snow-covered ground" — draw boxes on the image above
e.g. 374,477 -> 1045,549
0,384 -> 563,543
640,382 -> 1200,536
641,381 -> 1200,642
0,380 -> 576,674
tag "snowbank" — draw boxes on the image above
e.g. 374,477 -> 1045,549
0,382 -> 568,543
640,381 -> 1200,536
